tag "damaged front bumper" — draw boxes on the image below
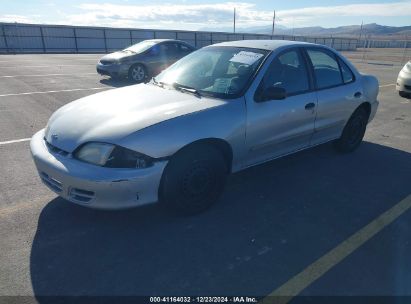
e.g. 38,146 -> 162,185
30,129 -> 167,210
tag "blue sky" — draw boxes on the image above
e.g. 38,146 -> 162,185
1,0 -> 411,29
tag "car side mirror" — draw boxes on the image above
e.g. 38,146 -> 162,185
258,86 -> 287,102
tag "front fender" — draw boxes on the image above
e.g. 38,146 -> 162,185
116,97 -> 247,172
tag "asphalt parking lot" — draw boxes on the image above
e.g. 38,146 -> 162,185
0,48 -> 411,303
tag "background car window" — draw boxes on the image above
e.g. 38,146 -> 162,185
125,41 -> 156,53
261,49 -> 309,96
179,44 -> 192,54
339,59 -> 355,84
307,49 -> 343,89
160,43 -> 178,56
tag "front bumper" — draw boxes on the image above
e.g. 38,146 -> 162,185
96,62 -> 129,78
30,129 -> 167,210
396,71 -> 411,93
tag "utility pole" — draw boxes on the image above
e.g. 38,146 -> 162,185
271,10 -> 276,36
401,35 -> 409,64
358,20 -> 364,48
233,7 -> 236,33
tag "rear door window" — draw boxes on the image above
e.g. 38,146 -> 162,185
179,44 -> 193,54
306,49 -> 343,89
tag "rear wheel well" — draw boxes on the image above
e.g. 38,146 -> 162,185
357,102 -> 371,118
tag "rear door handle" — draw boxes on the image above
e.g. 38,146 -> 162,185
305,102 -> 316,110
354,92 -> 362,98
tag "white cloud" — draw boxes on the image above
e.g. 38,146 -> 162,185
3,1 -> 410,29
277,2 -> 411,26
0,14 -> 35,23
65,2 -> 264,29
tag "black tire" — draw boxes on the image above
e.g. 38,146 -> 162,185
334,107 -> 369,153
128,64 -> 147,83
399,91 -> 411,99
160,145 -> 227,215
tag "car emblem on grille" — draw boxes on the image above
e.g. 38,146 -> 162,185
51,134 -> 58,141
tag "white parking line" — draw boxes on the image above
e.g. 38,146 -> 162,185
0,64 -> 95,68
0,73 -> 96,78
0,59 -> 98,63
379,83 -> 396,88
0,87 -> 110,98
0,138 -> 31,145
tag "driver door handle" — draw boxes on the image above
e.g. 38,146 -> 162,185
305,102 -> 316,110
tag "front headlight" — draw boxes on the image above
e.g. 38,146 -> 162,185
74,142 -> 154,168
105,146 -> 154,168
75,142 -> 115,166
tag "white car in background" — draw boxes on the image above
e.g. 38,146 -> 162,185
397,61 -> 411,98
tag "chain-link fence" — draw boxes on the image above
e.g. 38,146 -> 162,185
0,22 -> 358,54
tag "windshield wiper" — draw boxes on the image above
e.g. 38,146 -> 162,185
172,83 -> 202,98
151,77 -> 165,88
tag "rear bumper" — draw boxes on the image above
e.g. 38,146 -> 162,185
369,100 -> 379,123
96,62 -> 129,78
30,129 -> 167,210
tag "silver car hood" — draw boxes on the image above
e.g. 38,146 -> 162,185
45,84 -> 226,152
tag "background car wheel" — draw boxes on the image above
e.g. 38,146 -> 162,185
399,91 -> 411,99
128,64 -> 147,83
160,145 -> 227,215
334,106 -> 369,153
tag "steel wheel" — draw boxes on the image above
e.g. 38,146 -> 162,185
334,107 -> 369,153
160,145 -> 227,215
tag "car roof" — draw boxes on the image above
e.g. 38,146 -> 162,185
144,39 -> 190,44
211,40 -> 315,51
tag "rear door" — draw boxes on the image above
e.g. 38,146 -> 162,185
245,48 -> 317,166
304,47 -> 365,145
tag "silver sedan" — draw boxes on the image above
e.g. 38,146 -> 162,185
30,40 -> 379,214
397,61 -> 411,98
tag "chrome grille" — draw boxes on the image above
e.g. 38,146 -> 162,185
45,140 -> 69,157
100,59 -> 114,65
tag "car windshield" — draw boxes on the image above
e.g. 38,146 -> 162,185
154,46 -> 269,98
125,41 -> 157,53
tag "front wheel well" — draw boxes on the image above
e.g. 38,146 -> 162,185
128,63 -> 148,78
170,139 -> 233,173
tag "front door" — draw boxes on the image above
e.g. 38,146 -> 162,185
245,48 -> 317,167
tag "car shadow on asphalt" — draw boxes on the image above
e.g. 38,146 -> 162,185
30,142 -> 411,299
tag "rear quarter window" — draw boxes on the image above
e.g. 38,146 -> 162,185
338,58 -> 355,84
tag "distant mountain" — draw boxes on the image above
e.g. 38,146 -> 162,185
200,24 -> 287,34
202,23 -> 411,38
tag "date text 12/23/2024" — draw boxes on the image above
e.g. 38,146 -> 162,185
149,297 -> 258,303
